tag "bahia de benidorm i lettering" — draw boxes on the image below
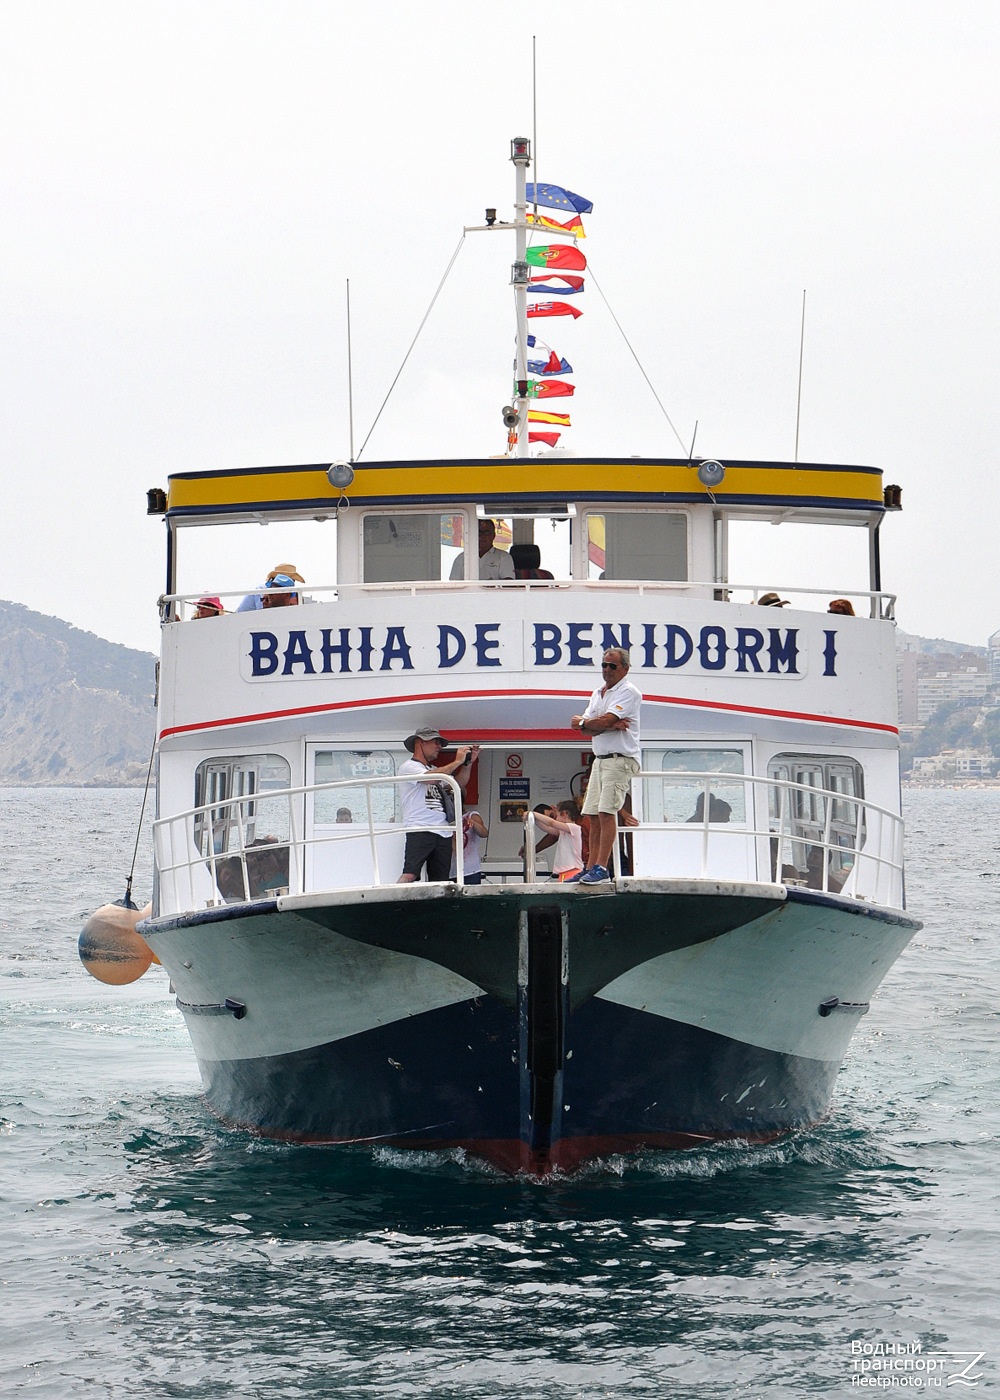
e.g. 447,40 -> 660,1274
242,620 -> 841,680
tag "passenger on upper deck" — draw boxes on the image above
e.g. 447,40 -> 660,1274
757,592 -> 789,608
192,596 -> 223,619
449,520 -> 515,581
828,598 -> 855,616
237,564 -> 304,611
261,573 -> 300,608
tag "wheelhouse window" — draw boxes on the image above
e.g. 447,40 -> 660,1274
641,748 -> 747,824
312,749 -> 401,824
362,512 -> 469,582
587,512 -> 688,581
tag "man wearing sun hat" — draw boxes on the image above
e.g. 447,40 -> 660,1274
756,592 -> 789,607
398,729 -> 479,883
237,564 -> 305,612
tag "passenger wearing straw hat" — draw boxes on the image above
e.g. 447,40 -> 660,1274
237,564 -> 305,612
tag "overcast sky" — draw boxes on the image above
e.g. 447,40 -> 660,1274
2,0 -> 997,654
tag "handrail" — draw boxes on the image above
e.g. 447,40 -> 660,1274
628,768 -> 904,901
524,811 -> 537,884
153,771 -> 465,910
159,578 -> 896,619
152,767 -> 905,914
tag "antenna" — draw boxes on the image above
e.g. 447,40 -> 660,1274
532,36 -> 538,205
346,279 -> 355,462
794,288 -> 806,462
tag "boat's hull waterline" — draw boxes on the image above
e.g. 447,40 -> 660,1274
144,881 -> 917,1176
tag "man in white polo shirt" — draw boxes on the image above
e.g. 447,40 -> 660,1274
449,519 -> 515,581
570,648 -> 641,884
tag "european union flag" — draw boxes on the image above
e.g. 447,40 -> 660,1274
526,183 -> 593,215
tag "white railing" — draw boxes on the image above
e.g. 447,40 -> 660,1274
159,579 -> 896,621
621,769 -> 904,906
154,769 -> 905,916
153,772 -> 465,916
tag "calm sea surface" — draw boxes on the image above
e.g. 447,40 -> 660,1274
1,787 -> 998,1398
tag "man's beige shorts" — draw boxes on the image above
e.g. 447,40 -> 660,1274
582,755 -> 639,816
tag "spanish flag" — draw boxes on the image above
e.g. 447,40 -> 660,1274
529,410 -> 571,427
526,210 -> 586,239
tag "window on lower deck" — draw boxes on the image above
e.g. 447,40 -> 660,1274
641,748 -> 747,823
587,512 -> 688,581
767,753 -> 864,885
194,754 -> 292,853
312,750 -> 401,824
193,754 -> 292,901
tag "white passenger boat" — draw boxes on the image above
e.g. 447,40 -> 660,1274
136,141 -> 919,1176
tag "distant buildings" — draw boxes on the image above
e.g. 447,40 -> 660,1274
911,750 -> 990,780
896,631 -> 996,780
914,667 -> 989,723
895,632 -> 989,726
989,629 -> 1000,685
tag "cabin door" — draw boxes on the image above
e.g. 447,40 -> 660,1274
473,746 -> 589,873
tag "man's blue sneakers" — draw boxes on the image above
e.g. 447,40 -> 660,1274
578,864 -> 611,884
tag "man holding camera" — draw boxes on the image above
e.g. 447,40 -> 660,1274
398,729 -> 480,883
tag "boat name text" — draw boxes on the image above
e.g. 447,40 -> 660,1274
241,622 -> 840,680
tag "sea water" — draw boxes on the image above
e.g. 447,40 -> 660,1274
0,787 -> 997,1398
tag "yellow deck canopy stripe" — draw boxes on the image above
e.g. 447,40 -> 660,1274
166,458 -> 883,516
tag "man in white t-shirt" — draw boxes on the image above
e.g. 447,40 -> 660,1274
398,729 -> 479,882
570,648 -> 642,884
449,519 -> 515,581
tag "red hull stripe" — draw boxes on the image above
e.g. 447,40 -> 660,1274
212,1122 -> 790,1177
159,687 -> 898,741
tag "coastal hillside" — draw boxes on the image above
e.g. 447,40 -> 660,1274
0,600 -> 156,786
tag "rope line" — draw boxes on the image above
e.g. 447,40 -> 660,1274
122,732 -> 157,909
586,263 -> 689,454
356,234 -> 467,461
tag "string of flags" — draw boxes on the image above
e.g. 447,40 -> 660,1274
510,181 -> 593,452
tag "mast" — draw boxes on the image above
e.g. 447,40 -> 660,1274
510,137 -> 531,457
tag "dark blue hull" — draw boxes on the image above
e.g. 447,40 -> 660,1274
200,992 -> 838,1175
149,883 -> 917,1176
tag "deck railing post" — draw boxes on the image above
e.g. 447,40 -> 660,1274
366,784 -> 380,886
